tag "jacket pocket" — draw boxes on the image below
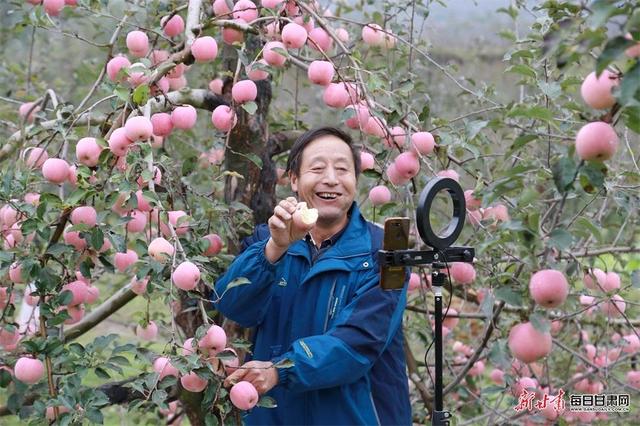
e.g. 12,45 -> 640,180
323,278 -> 338,333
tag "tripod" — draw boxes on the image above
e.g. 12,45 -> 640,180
378,247 -> 474,426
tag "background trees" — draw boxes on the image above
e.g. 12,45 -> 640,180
0,0 -> 638,424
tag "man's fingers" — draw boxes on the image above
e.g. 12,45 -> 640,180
268,216 -> 286,230
274,205 -> 292,221
224,367 -> 247,387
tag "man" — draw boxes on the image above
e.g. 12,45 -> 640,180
214,127 -> 411,425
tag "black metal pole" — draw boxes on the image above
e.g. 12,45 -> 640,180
434,288 -> 443,413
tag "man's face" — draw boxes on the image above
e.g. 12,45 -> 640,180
290,135 -> 357,226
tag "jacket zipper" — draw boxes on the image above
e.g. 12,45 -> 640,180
369,391 -> 381,425
323,278 -> 337,332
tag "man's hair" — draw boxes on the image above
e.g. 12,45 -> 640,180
285,126 -> 361,179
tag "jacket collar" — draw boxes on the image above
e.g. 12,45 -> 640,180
288,202 -> 371,260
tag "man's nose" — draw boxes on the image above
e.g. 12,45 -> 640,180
322,167 -> 339,184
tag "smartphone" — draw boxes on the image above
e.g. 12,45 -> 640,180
380,217 -> 410,290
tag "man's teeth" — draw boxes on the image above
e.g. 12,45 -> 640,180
318,192 -> 338,199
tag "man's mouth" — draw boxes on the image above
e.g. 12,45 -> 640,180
316,192 -> 341,200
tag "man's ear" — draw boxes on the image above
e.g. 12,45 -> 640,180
289,172 -> 298,193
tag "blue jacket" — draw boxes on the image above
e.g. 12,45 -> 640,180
213,203 -> 412,425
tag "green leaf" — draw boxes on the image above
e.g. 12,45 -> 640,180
273,358 -> 294,368
573,217 -> 602,243
204,413 -> 219,426
132,85 -> 149,106
225,277 -> 251,291
465,120 -> 488,140
552,156 -> 578,193
548,229 -> 574,251
537,81 -> 562,99
256,395 -> 277,408
89,228 -> 104,251
530,312 -> 550,333
508,105 -> 554,123
618,61 -> 640,106
181,155 -> 198,176
241,101 -> 258,115
482,385 -> 506,395
579,161 -> 606,193
494,287 -> 523,306
114,87 -> 130,102
596,36 -> 636,76
509,134 -> 537,153
94,367 -> 111,379
505,64 -> 537,79
622,106 -> 640,133
85,408 -> 104,424
362,169 -> 382,179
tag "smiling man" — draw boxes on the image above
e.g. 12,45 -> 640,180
214,127 -> 411,425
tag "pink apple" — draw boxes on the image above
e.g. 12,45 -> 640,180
114,249 -> 138,272
232,0 -> 258,22
600,294 -> 625,316
490,368 -> 504,385
130,276 -> 149,295
85,285 -> 100,304
148,237 -> 175,262
464,190 -> 481,209
124,116 -> 153,141
437,169 -> 459,182
61,280 -> 89,306
151,113 -> 173,137
307,28 -> 332,52
211,105 -> 237,132
136,321 -> 158,341
191,36 -> 219,62
75,137 -> 102,167
263,41 -> 287,67
360,151 -> 375,170
344,104 -> 370,129
362,23 -> 385,46
43,0 -> 65,16
153,357 -> 179,380
323,83 -> 350,108
209,78 -> 224,95
171,105 -> 198,130
222,19 -> 246,45
42,158 -> 70,184
308,60 -> 334,86
213,0 -> 232,16
368,185 -> 391,206
246,59 -> 269,81
199,324 -> 227,355
411,132 -> 435,155
9,262 -> 24,284
575,121 -> 618,161
181,371 -> 208,392
508,322 -> 552,363
25,147 -> 48,168
580,70 -> 619,110
172,261 -> 200,291
394,152 -> 420,180
63,229 -> 86,250
71,206 -> 97,227
19,102 -> 41,123
232,80 -> 258,104
230,381 -> 259,410
529,269 -> 569,308
126,30 -> 149,57
14,357 -> 44,384
108,127 -> 133,157
282,23 -> 308,48
202,234 -> 223,256
106,55 -> 131,82
161,14 -> 184,37
126,210 -> 147,233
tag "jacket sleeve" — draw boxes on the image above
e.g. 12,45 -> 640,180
212,232 -> 279,328
272,269 -> 408,392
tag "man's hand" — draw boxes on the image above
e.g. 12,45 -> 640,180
223,360 -> 279,395
265,196 -> 314,263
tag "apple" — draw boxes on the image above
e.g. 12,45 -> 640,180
307,61 -> 334,86
232,0 -> 258,22
281,23 -> 308,48
323,83 -> 350,108
71,206 -> 97,227
308,28 -> 332,52
171,105 -> 198,130
580,70 -> 619,110
211,105 -> 237,132
136,321 -> 158,341
106,55 -> 131,82
292,202 -> 318,228
148,237 -> 175,262
230,381 -> 259,410
575,121 -> 618,161
368,185 -> 391,206
199,324 -> 227,355
114,249 -> 139,272
529,269 -> 569,308
181,371 -> 208,392
126,30 -> 149,57
161,14 -> 184,37
263,41 -> 287,67
246,59 -> 269,81
151,113 -> 173,137
362,23 -> 385,46
153,357 -> 179,380
172,261 -> 200,291
202,234 -> 223,256
14,357 -> 44,384
42,158 -> 70,184
394,152 -> 420,180
191,36 -> 219,62
232,80 -> 258,103
360,151 -> 375,170
508,322 -> 552,363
